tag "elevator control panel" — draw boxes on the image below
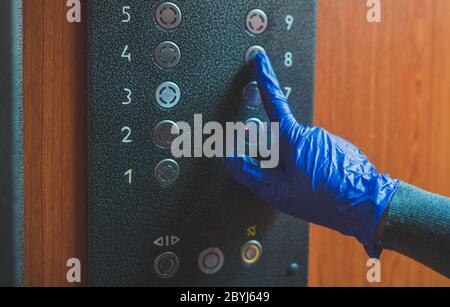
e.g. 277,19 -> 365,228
88,0 -> 317,286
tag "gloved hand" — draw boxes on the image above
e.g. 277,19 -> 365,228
227,51 -> 400,258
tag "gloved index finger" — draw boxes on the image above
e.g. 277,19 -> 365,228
254,51 -> 295,124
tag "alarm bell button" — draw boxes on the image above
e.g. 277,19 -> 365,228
241,240 -> 262,266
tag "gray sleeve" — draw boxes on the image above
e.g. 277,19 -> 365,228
381,181 -> 450,278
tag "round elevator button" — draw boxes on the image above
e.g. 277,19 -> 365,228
153,252 -> 179,279
154,120 -> 180,149
155,81 -> 181,109
198,248 -> 224,275
241,240 -> 262,266
154,159 -> 180,186
155,2 -> 182,30
245,46 -> 266,65
154,41 -> 181,69
244,118 -> 265,146
242,81 -> 262,108
246,9 -> 268,35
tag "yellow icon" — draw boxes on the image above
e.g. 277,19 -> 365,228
246,225 -> 257,237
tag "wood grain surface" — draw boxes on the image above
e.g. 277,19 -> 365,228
24,0 -> 87,286
23,0 -> 450,286
310,0 -> 450,286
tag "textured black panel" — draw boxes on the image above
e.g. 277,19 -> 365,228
0,0 -> 24,287
88,0 -> 317,286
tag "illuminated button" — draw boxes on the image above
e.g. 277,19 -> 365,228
246,9 -> 268,35
154,159 -> 180,186
154,41 -> 181,69
245,46 -> 266,65
198,248 -> 224,275
155,81 -> 181,109
155,2 -> 182,30
242,81 -> 262,108
241,240 -> 262,266
153,252 -> 179,279
244,118 -> 265,146
154,120 -> 180,149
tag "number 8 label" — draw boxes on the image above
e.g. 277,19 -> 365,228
284,52 -> 293,68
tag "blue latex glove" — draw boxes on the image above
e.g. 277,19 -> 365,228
227,52 -> 400,258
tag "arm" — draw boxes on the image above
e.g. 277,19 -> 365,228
380,182 -> 450,277
227,51 -> 450,277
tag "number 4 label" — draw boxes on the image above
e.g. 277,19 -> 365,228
121,45 -> 131,62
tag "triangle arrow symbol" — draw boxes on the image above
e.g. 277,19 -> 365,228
171,236 -> 180,246
153,237 -> 164,247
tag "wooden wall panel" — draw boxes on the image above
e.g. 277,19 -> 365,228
23,0 -> 450,286
24,0 -> 87,286
310,0 -> 450,286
